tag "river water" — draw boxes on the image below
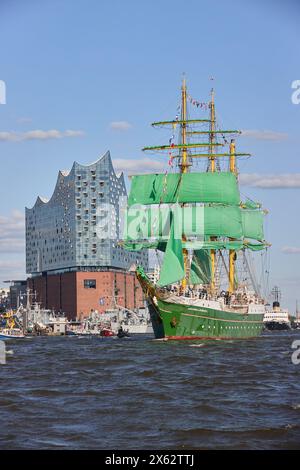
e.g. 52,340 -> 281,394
0,330 -> 300,449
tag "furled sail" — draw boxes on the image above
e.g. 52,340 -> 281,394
123,239 -> 268,252
242,200 -> 262,210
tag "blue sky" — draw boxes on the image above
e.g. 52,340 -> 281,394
0,0 -> 299,312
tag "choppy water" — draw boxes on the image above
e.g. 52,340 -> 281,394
0,331 -> 300,450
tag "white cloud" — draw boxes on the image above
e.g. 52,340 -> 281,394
240,173 -> 300,189
109,121 -> 132,131
0,260 -> 26,284
0,239 -> 25,253
0,129 -> 85,142
241,129 -> 288,141
281,246 -> 300,254
0,260 -> 25,269
0,211 -> 26,283
0,210 -> 25,253
113,157 -> 166,174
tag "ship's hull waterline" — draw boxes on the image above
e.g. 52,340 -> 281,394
148,299 -> 264,340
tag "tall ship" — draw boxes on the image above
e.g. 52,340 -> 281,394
123,79 -> 270,340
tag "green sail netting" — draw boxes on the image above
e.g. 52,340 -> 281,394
189,250 -> 212,285
157,219 -> 185,287
125,204 -> 265,241
128,172 -> 240,206
125,205 -> 243,240
241,210 -> 264,241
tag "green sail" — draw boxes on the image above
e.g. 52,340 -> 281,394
157,219 -> 185,287
128,172 -> 240,206
178,172 -> 239,205
241,209 -> 264,241
125,204 -> 243,240
189,250 -> 212,285
180,205 -> 242,239
128,173 -> 180,206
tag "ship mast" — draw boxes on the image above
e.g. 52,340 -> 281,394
209,88 -> 216,294
228,139 -> 236,294
209,88 -> 216,171
180,77 -> 189,290
180,76 -> 188,174
139,79 -> 262,295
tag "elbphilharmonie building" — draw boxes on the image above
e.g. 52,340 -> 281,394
26,151 -> 148,319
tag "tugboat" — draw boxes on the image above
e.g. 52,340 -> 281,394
263,287 -> 291,331
123,78 -> 269,340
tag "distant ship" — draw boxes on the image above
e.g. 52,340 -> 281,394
293,301 -> 300,329
263,287 -> 291,331
123,79 -> 270,340
0,328 -> 25,340
0,311 -> 25,340
109,307 -> 153,334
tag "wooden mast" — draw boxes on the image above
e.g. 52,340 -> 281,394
180,77 -> 188,290
228,139 -> 236,294
209,88 -> 216,294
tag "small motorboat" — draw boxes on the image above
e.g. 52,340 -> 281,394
0,328 -> 25,340
117,327 -> 130,339
100,328 -> 115,337
66,329 -> 77,336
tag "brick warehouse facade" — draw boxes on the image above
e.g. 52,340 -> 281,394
25,152 -> 148,320
28,270 -> 144,320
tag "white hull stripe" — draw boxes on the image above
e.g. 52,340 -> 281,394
159,308 -> 263,324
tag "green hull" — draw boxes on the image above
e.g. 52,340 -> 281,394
149,299 -> 264,340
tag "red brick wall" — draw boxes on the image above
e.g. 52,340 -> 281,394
61,272 -> 77,320
134,276 -> 144,308
114,272 -> 126,309
28,276 -> 47,307
28,272 -> 76,320
47,274 -> 61,312
76,271 -> 114,317
28,270 -> 144,321
76,271 -> 144,319
126,274 -> 134,310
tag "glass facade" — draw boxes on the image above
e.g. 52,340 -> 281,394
26,151 -> 148,275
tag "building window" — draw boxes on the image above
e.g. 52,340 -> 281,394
84,279 -> 96,289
